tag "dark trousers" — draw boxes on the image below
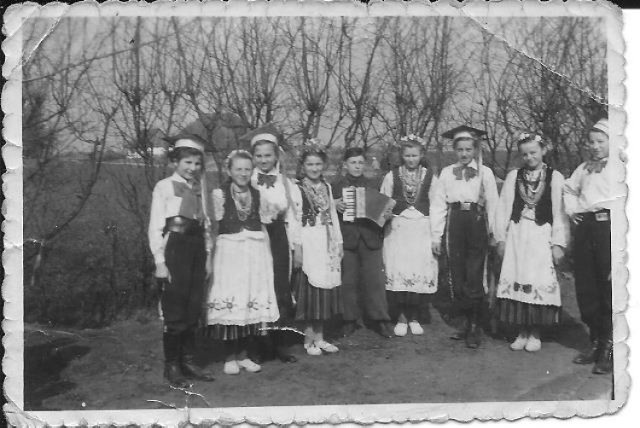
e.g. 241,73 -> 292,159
163,232 -> 206,334
445,209 -> 488,314
573,212 -> 612,341
342,239 -> 390,322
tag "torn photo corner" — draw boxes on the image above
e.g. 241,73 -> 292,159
2,0 -> 628,425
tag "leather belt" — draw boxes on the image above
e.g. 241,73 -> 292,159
449,202 -> 482,212
164,216 -> 204,235
581,209 -> 610,222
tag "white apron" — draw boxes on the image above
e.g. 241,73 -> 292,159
383,207 -> 438,294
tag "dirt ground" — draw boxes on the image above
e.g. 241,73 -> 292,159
24,274 -> 613,411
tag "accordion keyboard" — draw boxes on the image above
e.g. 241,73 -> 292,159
342,187 -> 356,222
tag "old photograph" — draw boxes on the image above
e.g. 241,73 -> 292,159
2,0 -> 627,425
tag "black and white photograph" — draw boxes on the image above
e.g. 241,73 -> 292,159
2,0 -> 629,425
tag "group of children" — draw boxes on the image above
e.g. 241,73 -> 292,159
148,118 -> 614,387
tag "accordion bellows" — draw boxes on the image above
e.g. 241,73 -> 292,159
342,187 -> 396,227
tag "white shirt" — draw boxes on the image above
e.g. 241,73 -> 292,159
495,168 -> 570,247
251,167 -> 299,250
379,167 -> 441,221
430,159 -> 499,242
148,172 -> 212,265
563,159 -> 613,216
211,187 -> 272,224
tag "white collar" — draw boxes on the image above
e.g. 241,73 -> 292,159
254,167 -> 279,176
455,159 -> 478,170
171,172 -> 190,184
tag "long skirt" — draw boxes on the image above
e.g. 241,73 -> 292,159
205,229 -> 280,333
205,323 -> 268,341
293,269 -> 342,321
496,219 -> 561,327
266,220 -> 294,322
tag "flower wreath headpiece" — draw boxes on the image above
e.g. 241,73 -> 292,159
299,137 -> 328,154
398,134 -> 426,147
225,149 -> 253,170
517,132 -> 550,150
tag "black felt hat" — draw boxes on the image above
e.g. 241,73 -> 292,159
441,125 -> 487,143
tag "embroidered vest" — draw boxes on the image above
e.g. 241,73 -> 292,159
511,167 -> 554,226
218,182 -> 262,234
391,167 -> 433,216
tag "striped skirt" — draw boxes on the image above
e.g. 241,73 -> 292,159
203,323 -> 269,341
497,298 -> 561,327
293,269 -> 342,321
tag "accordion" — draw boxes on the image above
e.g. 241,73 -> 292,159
342,186 -> 396,228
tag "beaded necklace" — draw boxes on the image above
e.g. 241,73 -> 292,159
231,183 -> 252,221
399,166 -> 423,205
301,177 -> 331,225
517,165 -> 547,208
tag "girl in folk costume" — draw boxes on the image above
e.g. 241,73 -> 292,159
431,125 -> 499,349
148,135 -> 216,387
564,118 -> 614,375
204,150 -> 280,375
380,134 -> 439,337
290,140 -> 344,356
250,132 -> 298,363
495,134 -> 569,353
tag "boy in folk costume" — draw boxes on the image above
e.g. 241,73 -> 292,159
495,134 -> 570,353
431,125 -> 499,349
333,147 -> 395,338
380,134 -> 439,337
204,150 -> 280,375
564,118 -> 614,375
250,131 -> 298,363
148,135 -> 216,387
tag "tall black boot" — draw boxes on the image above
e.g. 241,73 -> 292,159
180,329 -> 215,382
450,313 -> 469,340
573,326 -> 601,365
592,339 -> 613,374
592,321 -> 613,374
465,303 -> 482,349
163,332 -> 189,388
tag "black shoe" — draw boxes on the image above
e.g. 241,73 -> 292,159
465,323 -> 481,349
275,345 -> 298,363
450,318 -> 468,340
592,340 -> 613,375
180,330 -> 215,382
450,327 -> 467,341
573,340 -> 601,365
342,321 -> 358,337
164,363 -> 190,388
378,321 -> 394,339
181,356 -> 216,382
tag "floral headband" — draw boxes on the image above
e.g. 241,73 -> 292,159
517,133 -> 546,147
398,134 -> 426,147
299,137 -> 327,153
225,149 -> 253,169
